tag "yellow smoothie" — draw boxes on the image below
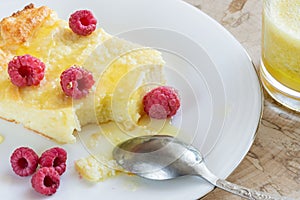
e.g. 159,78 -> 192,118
262,0 -> 300,91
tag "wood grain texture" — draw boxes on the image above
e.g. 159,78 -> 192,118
183,0 -> 300,199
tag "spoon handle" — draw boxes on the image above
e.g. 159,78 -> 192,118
194,161 -> 290,199
216,179 -> 291,200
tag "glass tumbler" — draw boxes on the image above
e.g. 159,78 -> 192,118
260,0 -> 300,111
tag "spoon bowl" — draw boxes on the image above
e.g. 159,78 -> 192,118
113,135 -> 289,200
113,135 -> 203,180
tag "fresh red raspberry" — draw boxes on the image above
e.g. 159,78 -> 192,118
143,86 -> 180,119
31,167 -> 60,196
39,147 -> 67,175
60,66 -> 95,99
7,54 -> 45,87
69,10 -> 97,36
10,147 -> 39,177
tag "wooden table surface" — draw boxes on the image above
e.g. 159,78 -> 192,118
183,0 -> 300,199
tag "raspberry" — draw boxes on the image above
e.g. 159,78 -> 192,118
143,86 -> 180,119
10,147 -> 39,177
69,10 -> 97,36
60,66 -> 95,99
31,167 -> 60,196
8,54 -> 45,87
39,147 -> 67,175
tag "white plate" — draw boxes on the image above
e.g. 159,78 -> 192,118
0,0 -> 263,199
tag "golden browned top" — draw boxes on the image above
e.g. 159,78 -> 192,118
0,4 -> 53,50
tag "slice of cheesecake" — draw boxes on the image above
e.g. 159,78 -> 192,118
0,4 -> 164,143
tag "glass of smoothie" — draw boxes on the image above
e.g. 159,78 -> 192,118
260,0 -> 300,111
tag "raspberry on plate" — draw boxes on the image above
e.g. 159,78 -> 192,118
39,147 -> 67,175
31,167 -> 60,196
60,66 -> 95,99
7,54 -> 45,87
69,10 -> 97,36
143,86 -> 180,119
10,147 -> 39,177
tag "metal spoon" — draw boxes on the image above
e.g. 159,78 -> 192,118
113,135 -> 291,200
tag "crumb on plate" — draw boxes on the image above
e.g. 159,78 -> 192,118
75,155 -> 122,182
0,134 -> 4,144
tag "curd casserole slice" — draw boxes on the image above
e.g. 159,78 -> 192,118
0,4 -> 164,143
